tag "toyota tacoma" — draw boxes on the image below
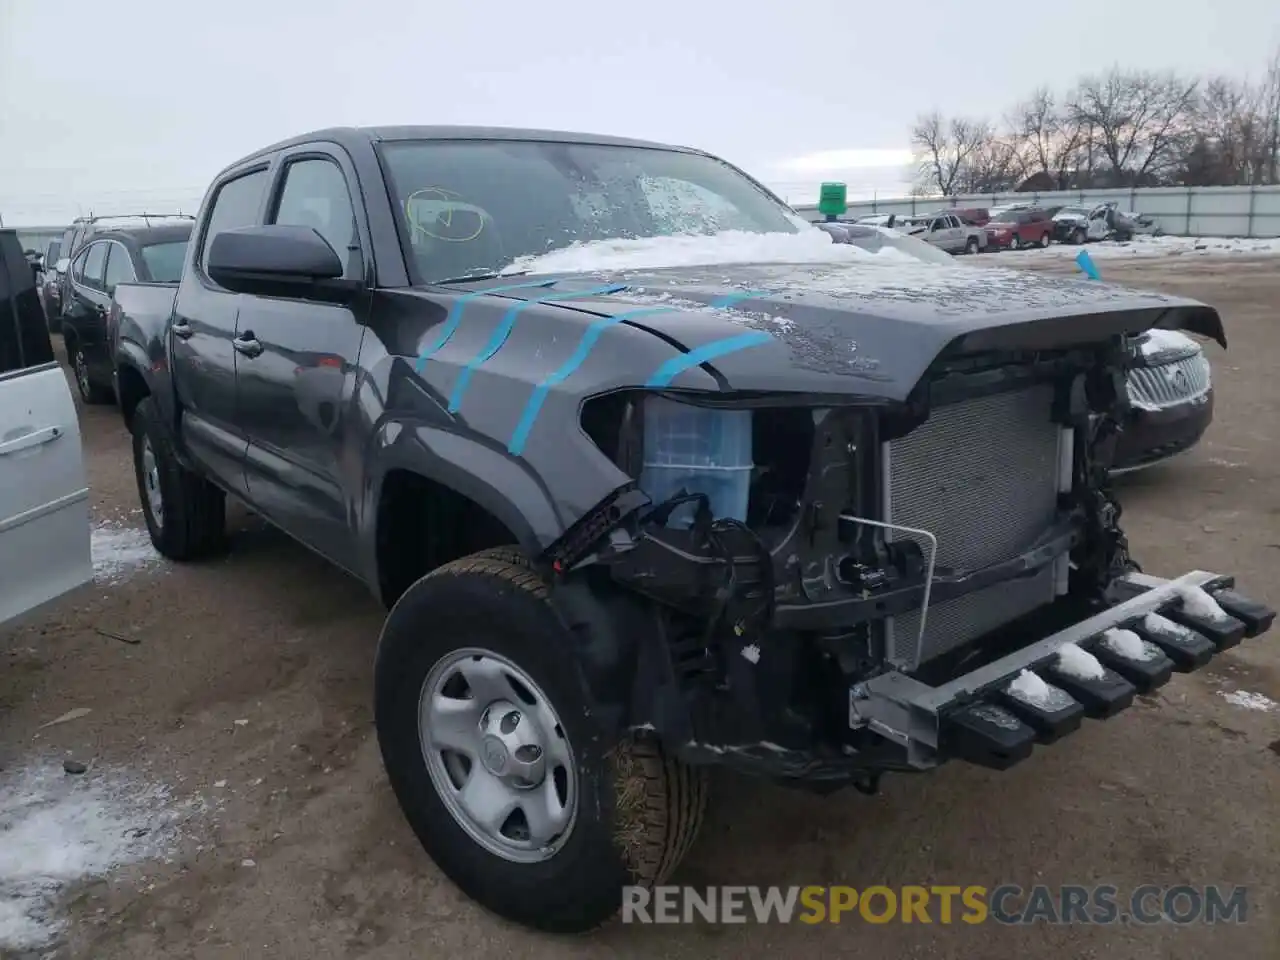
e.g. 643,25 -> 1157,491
108,125 -> 1273,933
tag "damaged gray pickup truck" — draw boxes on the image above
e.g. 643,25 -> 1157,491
109,126 -> 1274,932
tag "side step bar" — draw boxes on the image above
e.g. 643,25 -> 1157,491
850,571 -> 1274,771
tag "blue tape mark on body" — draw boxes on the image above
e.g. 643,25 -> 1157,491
1075,249 -> 1101,280
414,279 -> 558,373
447,284 -> 628,413
507,305 -> 679,456
644,331 -> 774,388
708,290 -> 770,310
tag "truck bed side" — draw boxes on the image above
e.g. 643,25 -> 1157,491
110,280 -> 179,427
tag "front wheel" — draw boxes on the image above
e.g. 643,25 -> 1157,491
1009,235 -> 1021,250
1040,232 -> 1052,248
1074,228 -> 1087,245
965,237 -> 979,255
374,550 -> 708,932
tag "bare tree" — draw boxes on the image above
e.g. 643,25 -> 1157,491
1008,88 -> 1085,189
1184,76 -> 1269,184
1261,45 -> 1280,183
958,137 -> 1024,193
911,112 -> 991,195
1068,69 -> 1200,185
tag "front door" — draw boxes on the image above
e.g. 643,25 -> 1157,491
0,230 -> 91,627
170,167 -> 273,497
235,152 -> 368,572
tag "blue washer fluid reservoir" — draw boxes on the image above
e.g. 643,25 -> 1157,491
638,396 -> 753,527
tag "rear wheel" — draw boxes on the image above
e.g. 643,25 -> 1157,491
130,397 -> 227,560
1040,231 -> 1052,248
1009,235 -> 1021,251
375,550 -> 708,932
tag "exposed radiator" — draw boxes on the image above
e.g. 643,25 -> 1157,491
883,384 -> 1068,668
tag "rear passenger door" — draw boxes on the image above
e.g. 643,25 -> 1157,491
0,231 -> 92,628
234,149 -> 369,571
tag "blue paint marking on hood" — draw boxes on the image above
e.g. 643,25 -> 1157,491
644,330 -> 774,388
448,283 -> 629,412
507,304 -> 681,455
415,278 -> 557,373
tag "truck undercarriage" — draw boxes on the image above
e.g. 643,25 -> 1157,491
542,337 -> 1275,789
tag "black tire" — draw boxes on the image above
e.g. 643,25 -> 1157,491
130,396 -> 227,560
69,341 -> 113,405
1040,232 -> 1052,248
964,237 -> 979,255
1009,234 -> 1021,250
1074,228 -> 1086,245
374,550 -> 708,933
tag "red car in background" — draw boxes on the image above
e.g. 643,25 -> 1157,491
985,207 -> 1055,250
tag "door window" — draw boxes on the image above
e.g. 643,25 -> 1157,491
103,243 -> 137,293
271,158 -> 358,275
200,168 -> 270,274
81,242 -> 108,290
0,235 -> 55,373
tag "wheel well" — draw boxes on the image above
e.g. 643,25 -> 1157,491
116,363 -> 150,430
375,469 -> 521,608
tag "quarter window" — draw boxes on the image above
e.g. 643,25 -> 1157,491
103,243 -> 136,292
200,169 -> 270,274
272,158 -> 358,274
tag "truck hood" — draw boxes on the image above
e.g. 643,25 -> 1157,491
446,258 -> 1226,402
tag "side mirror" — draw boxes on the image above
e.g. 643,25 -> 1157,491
207,224 -> 347,296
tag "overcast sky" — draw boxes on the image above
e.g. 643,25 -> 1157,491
2,0 -> 1278,224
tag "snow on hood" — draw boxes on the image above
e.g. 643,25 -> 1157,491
502,229 -> 916,277
1140,327 -> 1199,356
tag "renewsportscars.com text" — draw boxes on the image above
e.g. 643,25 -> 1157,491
621,884 -> 1248,925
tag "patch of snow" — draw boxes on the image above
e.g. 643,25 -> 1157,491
969,704 -> 1021,730
91,524 -> 162,583
502,228 -> 915,276
1055,643 -> 1106,681
1102,628 -> 1159,662
1219,690 -> 1277,712
1139,328 -> 1196,354
1143,612 -> 1198,642
1175,584 -> 1233,623
0,761 -> 197,953
999,234 -> 1280,261
740,643 -> 761,664
1007,670 -> 1075,711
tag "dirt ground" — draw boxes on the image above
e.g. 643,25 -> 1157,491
2,256 -> 1278,959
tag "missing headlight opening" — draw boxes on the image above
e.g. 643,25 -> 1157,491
554,341 -> 1196,773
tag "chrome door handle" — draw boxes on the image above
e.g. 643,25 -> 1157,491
171,321 -> 194,339
0,426 -> 62,456
233,335 -> 263,358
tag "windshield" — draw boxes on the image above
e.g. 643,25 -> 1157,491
378,139 -> 801,283
140,240 -> 189,282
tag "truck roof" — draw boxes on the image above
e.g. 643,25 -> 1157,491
225,125 -> 698,174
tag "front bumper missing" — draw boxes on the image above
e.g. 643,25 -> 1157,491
850,570 -> 1274,771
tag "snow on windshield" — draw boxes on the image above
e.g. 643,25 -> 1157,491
502,227 -> 914,276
